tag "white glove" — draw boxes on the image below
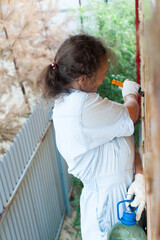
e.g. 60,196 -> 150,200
122,79 -> 140,98
127,173 -> 146,221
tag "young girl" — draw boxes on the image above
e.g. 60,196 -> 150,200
37,34 -> 145,240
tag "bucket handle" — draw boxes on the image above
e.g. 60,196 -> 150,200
117,200 -> 132,221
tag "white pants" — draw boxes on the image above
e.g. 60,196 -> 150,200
80,170 -> 133,240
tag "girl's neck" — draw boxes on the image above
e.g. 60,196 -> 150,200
67,81 -> 82,91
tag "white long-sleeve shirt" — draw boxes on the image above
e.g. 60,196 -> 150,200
52,89 -> 135,240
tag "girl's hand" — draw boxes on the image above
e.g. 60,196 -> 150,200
127,173 -> 146,221
122,79 -> 140,98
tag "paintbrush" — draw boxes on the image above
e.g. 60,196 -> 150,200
112,79 -> 144,97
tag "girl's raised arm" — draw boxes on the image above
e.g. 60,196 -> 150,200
122,80 -> 140,123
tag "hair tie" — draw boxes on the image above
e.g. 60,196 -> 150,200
51,62 -> 58,69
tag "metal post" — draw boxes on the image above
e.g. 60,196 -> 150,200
135,0 -> 141,107
79,0 -> 84,30
51,125 -> 71,218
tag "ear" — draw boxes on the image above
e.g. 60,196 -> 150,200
78,75 -> 87,88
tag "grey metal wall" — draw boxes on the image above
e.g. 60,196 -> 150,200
0,99 -> 72,240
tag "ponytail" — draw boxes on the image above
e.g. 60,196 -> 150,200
36,63 -> 68,100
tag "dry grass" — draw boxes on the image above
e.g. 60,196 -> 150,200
0,0 -> 73,155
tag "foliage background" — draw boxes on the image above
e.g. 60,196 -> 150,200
80,0 -> 136,103
79,0 -> 141,147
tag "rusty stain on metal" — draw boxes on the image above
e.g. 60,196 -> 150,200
41,120 -> 52,143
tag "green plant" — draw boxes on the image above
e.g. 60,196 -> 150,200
70,177 -> 83,239
79,0 -> 140,145
79,0 -> 136,96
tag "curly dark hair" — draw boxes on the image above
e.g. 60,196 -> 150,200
37,34 -> 110,99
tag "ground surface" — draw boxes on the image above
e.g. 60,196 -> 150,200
59,187 -> 82,240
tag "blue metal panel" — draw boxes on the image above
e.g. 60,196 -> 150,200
0,98 -> 72,240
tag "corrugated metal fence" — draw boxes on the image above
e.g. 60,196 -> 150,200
0,99 -> 72,240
